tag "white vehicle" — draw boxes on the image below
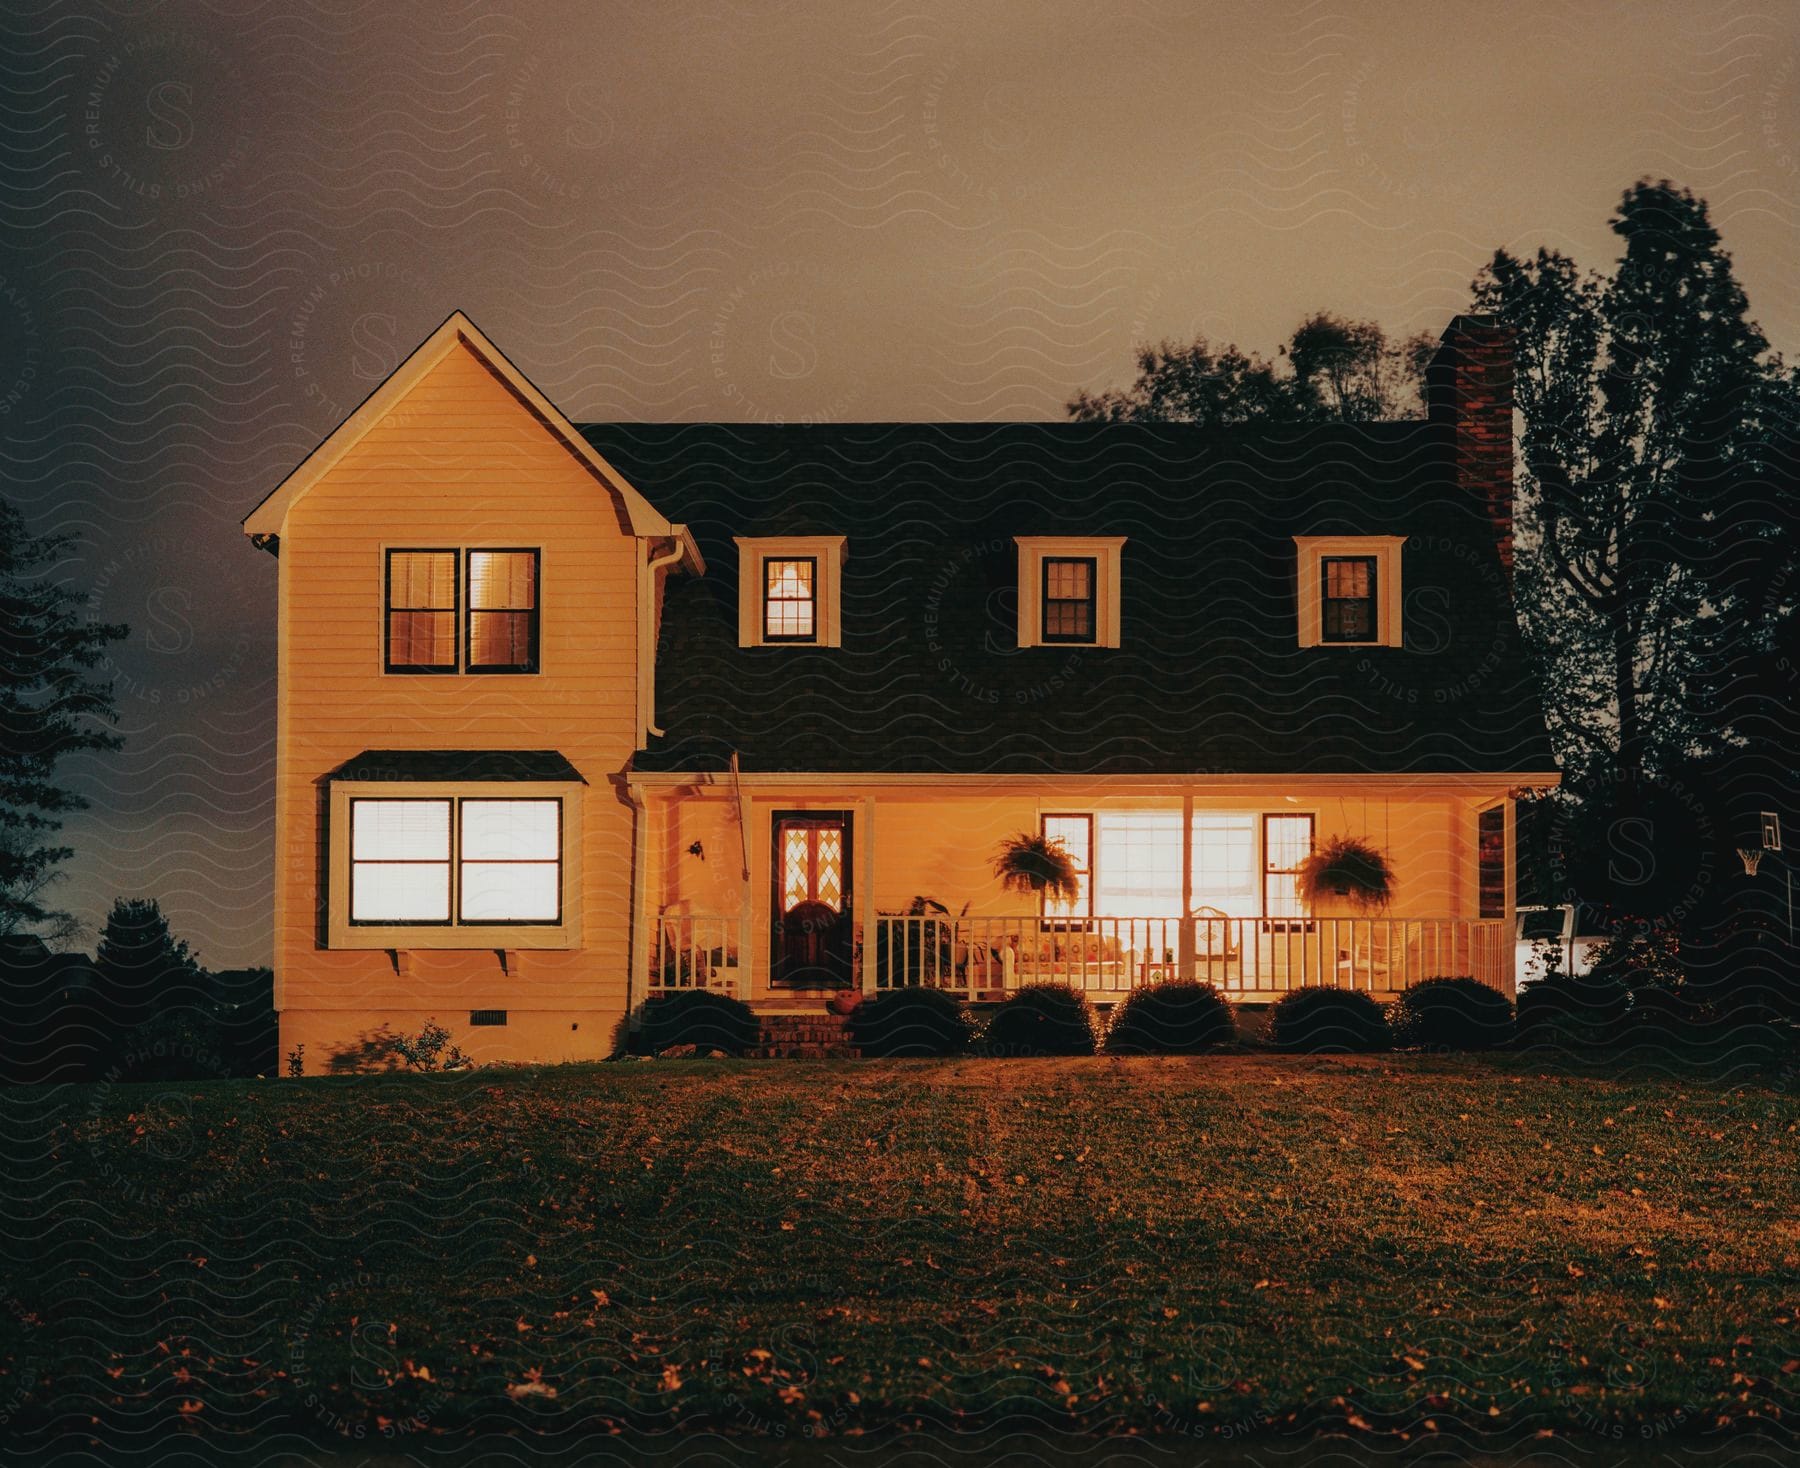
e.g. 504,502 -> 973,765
1514,904 -> 1607,986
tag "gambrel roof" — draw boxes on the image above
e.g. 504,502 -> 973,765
581,420 -> 1558,778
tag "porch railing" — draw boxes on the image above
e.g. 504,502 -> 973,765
648,913 -> 746,996
645,913 -> 1511,999
872,914 -> 1511,996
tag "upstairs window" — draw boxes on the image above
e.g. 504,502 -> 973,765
1321,555 -> 1378,643
1293,536 -> 1405,648
385,547 -> 540,674
1014,537 -> 1125,648
386,550 -> 459,673
735,537 -> 846,648
1041,557 -> 1098,644
467,550 -> 539,672
763,557 -> 818,642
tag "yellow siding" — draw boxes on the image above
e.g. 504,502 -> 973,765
276,340 -> 639,1069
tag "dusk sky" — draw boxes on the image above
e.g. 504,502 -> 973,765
4,0 -> 1798,966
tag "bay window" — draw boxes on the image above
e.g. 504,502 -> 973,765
349,796 -> 562,926
328,768 -> 581,949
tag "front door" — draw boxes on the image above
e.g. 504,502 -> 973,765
771,811 -> 853,987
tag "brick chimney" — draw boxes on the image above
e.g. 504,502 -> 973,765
1426,314 -> 1515,576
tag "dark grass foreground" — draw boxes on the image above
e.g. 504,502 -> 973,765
1,1052 -> 1795,1456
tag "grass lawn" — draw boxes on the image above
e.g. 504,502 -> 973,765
1,1051 -> 1796,1455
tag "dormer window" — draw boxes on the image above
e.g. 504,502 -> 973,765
1015,537 -> 1125,649
1321,556 -> 1377,643
1042,557 -> 1098,643
1293,536 -> 1405,648
763,557 -> 817,642
736,536 -> 846,648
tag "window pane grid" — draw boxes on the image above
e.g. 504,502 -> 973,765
468,551 -> 539,671
1041,814 -> 1093,919
1321,556 -> 1378,642
1263,813 -> 1314,919
386,550 -> 458,671
764,558 -> 817,642
1042,556 -> 1097,643
349,796 -> 561,927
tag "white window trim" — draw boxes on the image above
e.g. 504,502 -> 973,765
1293,535 -> 1406,649
1015,536 -> 1125,649
326,779 -> 583,950
735,536 -> 847,648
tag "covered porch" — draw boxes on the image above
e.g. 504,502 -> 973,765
631,772 -> 1535,1006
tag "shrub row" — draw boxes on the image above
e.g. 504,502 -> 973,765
638,971 -> 1734,1059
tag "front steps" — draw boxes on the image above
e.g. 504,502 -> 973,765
746,1010 -> 860,1060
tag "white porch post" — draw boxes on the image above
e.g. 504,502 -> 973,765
860,795 -> 878,993
626,780 -> 650,1025
1178,791 -> 1195,979
737,794 -> 756,1001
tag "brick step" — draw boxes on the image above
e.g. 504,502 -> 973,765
755,1028 -> 855,1045
745,1043 -> 861,1060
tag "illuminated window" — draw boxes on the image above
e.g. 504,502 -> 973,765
1262,813 -> 1314,921
385,550 -> 458,672
1478,805 -> 1506,919
736,538 -> 845,648
763,557 -> 818,643
347,796 -> 561,927
351,799 -> 452,922
1192,815 -> 1256,907
1093,812 -> 1184,918
779,817 -> 845,912
460,799 -> 561,922
1041,557 -> 1097,644
1321,556 -> 1378,643
467,550 -> 539,672
1293,537 -> 1404,648
1041,814 -> 1092,920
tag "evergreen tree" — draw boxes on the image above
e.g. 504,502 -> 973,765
0,497 -> 129,938
89,897 -> 207,1048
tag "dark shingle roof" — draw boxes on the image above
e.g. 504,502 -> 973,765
581,421 -> 1555,777
328,751 -> 586,783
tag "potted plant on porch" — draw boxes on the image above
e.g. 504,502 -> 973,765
992,832 -> 1082,905
1296,835 -> 1395,913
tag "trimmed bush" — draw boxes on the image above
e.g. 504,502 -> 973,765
1105,980 -> 1235,1054
851,987 -> 976,1057
640,990 -> 759,1057
981,983 -> 1097,1056
1267,986 -> 1390,1053
1388,976 -> 1514,1051
1516,970 -> 1631,1048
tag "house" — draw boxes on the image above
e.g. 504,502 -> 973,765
244,311 -> 1558,1068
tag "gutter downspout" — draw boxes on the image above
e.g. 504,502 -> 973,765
642,533 -> 688,740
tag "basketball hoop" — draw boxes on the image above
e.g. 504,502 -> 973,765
1738,846 -> 1765,877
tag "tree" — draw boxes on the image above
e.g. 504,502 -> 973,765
1066,312 -> 1429,424
1471,180 -> 1799,792
1287,312 -> 1434,421
88,898 -> 214,1068
0,497 -> 128,938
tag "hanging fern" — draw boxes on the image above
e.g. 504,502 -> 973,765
992,832 -> 1081,904
1296,835 -> 1394,912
